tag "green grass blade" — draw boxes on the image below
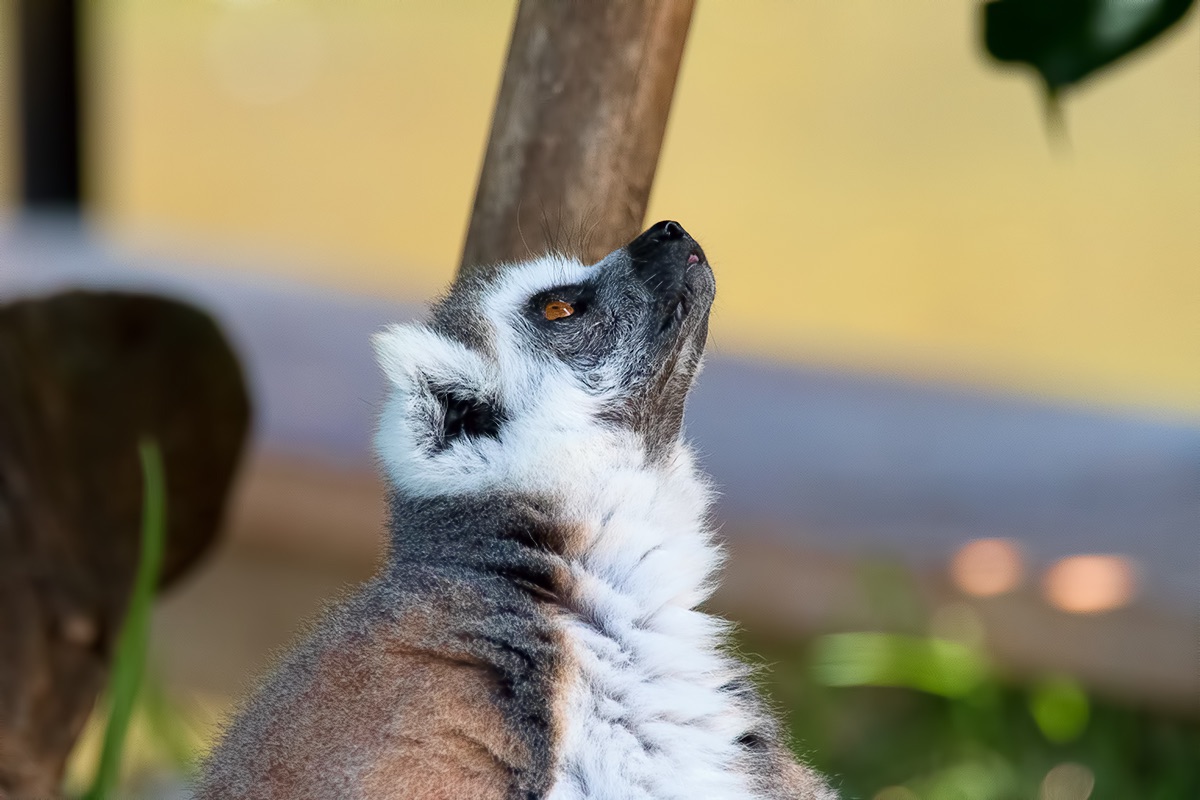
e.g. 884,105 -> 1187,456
84,439 -> 167,800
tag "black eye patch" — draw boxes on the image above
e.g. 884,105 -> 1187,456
528,283 -> 596,323
431,385 -> 505,450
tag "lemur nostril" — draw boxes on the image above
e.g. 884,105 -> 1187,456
626,220 -> 700,270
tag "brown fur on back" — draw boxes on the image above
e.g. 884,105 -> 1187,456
196,579 -> 559,800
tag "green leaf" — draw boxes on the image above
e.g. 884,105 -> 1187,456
84,439 -> 167,800
982,0 -> 1196,137
983,0 -> 1196,93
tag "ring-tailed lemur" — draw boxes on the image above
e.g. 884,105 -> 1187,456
197,221 -> 837,799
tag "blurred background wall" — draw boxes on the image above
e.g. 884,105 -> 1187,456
2,0 -> 1197,414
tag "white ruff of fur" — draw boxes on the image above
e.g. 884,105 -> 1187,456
546,446 -> 763,800
379,419 -> 760,799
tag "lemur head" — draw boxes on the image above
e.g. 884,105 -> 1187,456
374,220 -> 714,497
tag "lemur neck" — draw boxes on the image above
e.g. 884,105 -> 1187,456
545,443 -> 759,800
558,440 -> 720,620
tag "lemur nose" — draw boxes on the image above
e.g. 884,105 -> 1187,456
643,220 -> 688,242
627,220 -> 703,268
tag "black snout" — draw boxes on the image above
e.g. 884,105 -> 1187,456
623,221 -> 713,334
627,220 -> 706,272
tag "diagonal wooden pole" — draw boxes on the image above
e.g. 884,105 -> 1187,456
460,0 -> 695,275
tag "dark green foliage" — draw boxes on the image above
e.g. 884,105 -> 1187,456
740,592 -> 1200,799
983,0 -> 1195,93
982,0 -> 1195,136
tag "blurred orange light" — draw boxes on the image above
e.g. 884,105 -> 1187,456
1043,555 -> 1137,614
950,538 -> 1023,597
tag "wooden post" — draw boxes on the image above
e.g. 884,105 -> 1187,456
460,0 -> 695,274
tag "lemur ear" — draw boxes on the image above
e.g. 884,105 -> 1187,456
372,324 -> 504,450
430,385 -> 505,449
373,323 -> 486,392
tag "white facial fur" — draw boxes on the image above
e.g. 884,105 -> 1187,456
373,254 -> 648,507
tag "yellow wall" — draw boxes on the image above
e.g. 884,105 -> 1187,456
9,1 -> 1200,415
653,2 -> 1200,414
0,0 -> 15,207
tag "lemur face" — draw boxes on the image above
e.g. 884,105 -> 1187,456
374,221 -> 714,495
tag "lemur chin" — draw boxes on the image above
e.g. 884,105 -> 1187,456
197,221 -> 837,800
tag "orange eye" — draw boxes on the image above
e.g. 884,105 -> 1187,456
544,300 -> 575,320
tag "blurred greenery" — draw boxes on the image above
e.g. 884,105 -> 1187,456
65,667 -> 218,798
741,564 -> 1200,800
81,440 -> 167,800
59,451 -> 1198,799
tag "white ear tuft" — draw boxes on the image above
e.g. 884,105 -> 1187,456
372,324 -> 422,386
372,323 -> 503,496
372,323 -> 491,391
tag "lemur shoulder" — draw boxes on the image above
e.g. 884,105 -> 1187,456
198,221 -> 837,799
